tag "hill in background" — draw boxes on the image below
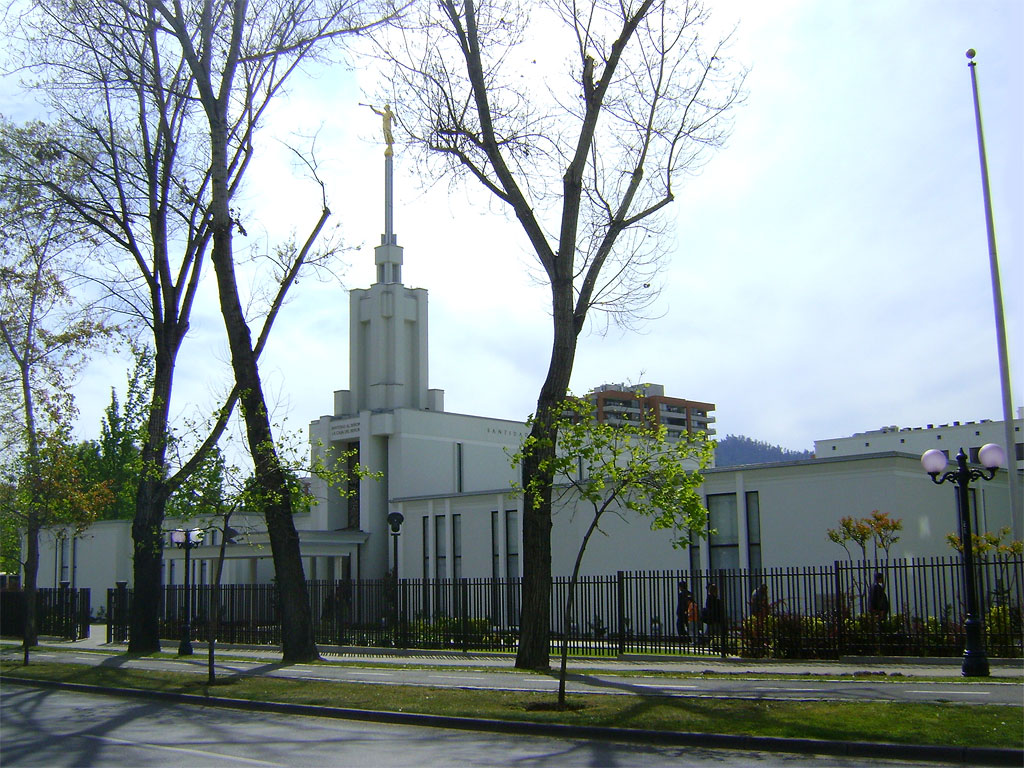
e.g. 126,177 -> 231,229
714,434 -> 814,467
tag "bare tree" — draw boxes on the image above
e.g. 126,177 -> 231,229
5,2 -> 227,654
376,0 -> 745,668
144,0 -> 399,662
6,0 -> 395,660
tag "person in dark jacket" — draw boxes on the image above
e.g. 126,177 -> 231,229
702,583 -> 726,654
868,571 -> 889,653
868,572 -> 889,617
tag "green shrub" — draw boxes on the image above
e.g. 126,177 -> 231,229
739,613 -> 833,659
986,604 -> 1023,657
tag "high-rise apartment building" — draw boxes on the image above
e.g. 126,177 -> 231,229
586,383 -> 716,440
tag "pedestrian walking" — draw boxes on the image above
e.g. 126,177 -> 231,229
702,583 -> 726,655
676,580 -> 694,642
868,571 -> 889,654
868,572 -> 889,618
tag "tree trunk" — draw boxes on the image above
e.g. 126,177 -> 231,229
516,430 -> 554,670
263,478 -> 319,663
129,491 -> 165,654
213,298 -> 318,662
21,523 -> 40,665
128,342 -> 177,655
515,279 -> 579,670
205,105 -> 318,663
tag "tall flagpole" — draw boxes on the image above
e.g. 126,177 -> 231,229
966,49 -> 1021,538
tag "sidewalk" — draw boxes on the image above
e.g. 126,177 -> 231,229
9,628 -> 1023,679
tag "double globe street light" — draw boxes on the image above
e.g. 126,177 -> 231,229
170,527 -> 204,656
921,443 -> 1005,677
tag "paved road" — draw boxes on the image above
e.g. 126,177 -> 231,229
8,647 -> 1022,705
0,684 -> 976,768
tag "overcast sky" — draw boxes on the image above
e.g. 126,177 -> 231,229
51,1 -> 1023,455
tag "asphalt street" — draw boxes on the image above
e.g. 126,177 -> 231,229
2,634 -> 1022,767
0,683 -> 993,768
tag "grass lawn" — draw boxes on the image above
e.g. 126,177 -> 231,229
2,659 -> 1021,750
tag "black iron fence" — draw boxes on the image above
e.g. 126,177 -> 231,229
106,556 -> 1023,659
0,586 -> 91,641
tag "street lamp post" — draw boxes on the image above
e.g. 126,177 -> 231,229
921,444 -> 1005,677
387,512 -> 404,646
387,512 -> 405,575
170,528 -> 204,656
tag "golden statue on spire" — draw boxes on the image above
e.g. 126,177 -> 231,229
366,103 -> 395,156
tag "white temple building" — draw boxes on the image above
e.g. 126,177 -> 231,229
27,141 -> 1022,598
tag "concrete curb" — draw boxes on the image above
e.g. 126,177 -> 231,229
4,675 -> 1021,766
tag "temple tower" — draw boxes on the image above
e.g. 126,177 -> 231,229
340,104 -> 438,415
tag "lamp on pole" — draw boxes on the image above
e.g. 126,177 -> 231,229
170,527 -> 204,656
387,511 -> 405,576
921,444 -> 1005,677
387,512 -> 404,645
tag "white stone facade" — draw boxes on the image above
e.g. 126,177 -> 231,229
25,175 -> 1023,599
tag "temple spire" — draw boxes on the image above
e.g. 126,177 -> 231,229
364,103 -> 401,284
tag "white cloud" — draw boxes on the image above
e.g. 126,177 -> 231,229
70,1 -> 1022,460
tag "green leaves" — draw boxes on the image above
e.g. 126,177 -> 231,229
947,526 -> 1023,557
0,117 -> 116,574
0,418 -> 114,540
511,397 -> 712,547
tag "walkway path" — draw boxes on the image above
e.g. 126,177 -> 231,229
17,626 -> 1021,679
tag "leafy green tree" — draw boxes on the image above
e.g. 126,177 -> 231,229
165,446 -> 229,523
513,398 -> 711,704
0,478 -> 18,574
173,440 -> 376,681
379,0 -> 745,669
72,350 -> 153,521
0,118 -> 113,662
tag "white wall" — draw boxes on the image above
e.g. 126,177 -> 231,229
31,520 -> 133,595
549,497 -> 695,576
387,410 -> 525,498
32,449 -> 1017,603
701,452 -> 1016,568
396,451 -> 1017,580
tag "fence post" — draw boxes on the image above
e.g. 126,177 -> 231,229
717,569 -> 727,659
617,571 -> 626,656
79,588 -> 90,640
460,578 -> 469,653
399,579 -> 409,649
833,561 -> 844,658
